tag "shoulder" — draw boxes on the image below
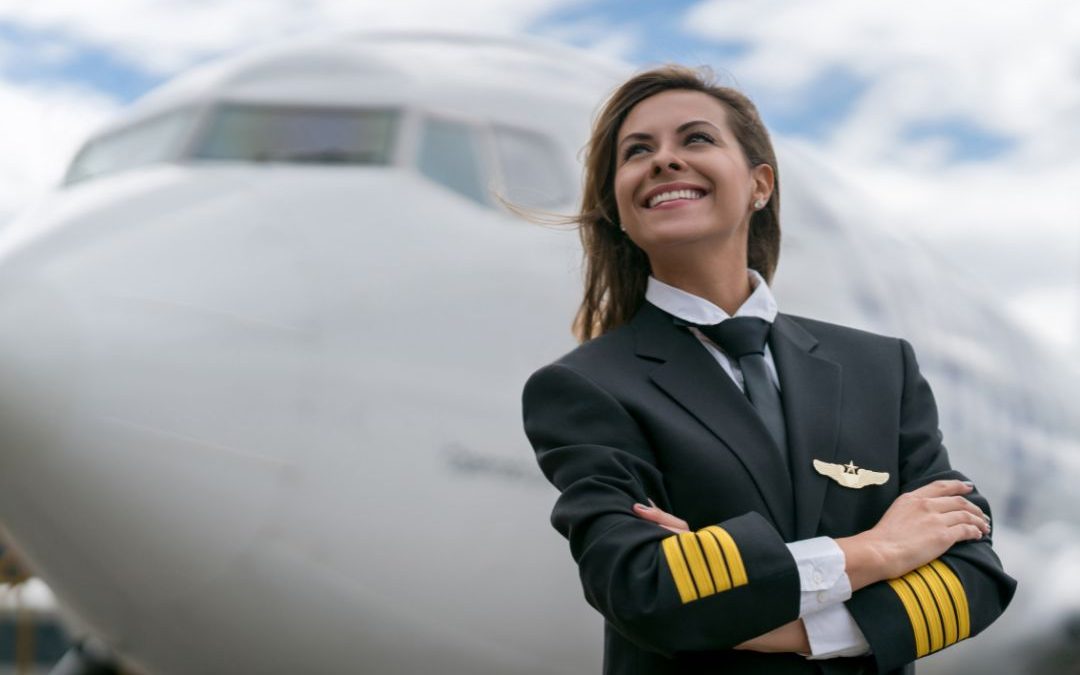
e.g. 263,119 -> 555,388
523,303 -> 667,402
779,313 -> 908,365
781,313 -> 899,344
528,321 -> 638,386
521,325 -> 639,420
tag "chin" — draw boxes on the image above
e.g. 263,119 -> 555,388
633,220 -> 731,251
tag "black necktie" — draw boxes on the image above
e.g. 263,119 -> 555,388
695,317 -> 789,469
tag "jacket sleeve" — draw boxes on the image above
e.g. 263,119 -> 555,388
522,361 -> 801,656
845,338 -> 1018,672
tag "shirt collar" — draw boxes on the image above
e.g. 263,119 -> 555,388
645,269 -> 778,325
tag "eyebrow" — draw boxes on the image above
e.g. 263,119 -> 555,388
617,119 -> 723,148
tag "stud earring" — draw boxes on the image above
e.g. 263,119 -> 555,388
753,199 -> 765,210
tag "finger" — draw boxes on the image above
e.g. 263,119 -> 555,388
946,509 -> 989,531
946,522 -> 984,543
911,479 -> 973,497
941,510 -> 992,534
911,479 -> 974,498
634,503 -> 690,530
632,503 -> 690,531
632,505 -> 689,534
929,495 -> 989,521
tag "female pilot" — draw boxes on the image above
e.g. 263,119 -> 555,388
521,65 -> 1014,674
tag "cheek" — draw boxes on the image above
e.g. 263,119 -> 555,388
612,170 -> 637,220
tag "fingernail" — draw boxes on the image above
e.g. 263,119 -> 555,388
647,498 -> 658,508
982,512 -> 991,523
633,503 -> 650,512
961,481 -> 975,488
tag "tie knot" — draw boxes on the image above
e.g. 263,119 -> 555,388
696,316 -> 771,358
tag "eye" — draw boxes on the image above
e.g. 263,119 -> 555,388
621,142 -> 650,161
685,131 -> 715,145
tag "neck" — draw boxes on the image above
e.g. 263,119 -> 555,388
649,240 -> 752,316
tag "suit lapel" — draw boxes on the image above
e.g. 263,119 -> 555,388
770,314 -> 842,540
633,304 -> 796,539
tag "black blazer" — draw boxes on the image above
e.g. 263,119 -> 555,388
522,302 -> 1015,675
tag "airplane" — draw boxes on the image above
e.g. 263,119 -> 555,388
0,31 -> 1076,675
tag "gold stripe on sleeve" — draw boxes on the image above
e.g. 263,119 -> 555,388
904,571 -> 945,653
697,529 -> 733,592
930,560 -> 971,640
661,535 -> 698,603
705,526 -> 748,587
888,577 -> 931,657
678,532 -> 716,597
917,564 -> 958,646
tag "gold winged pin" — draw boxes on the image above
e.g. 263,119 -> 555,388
813,459 -> 889,489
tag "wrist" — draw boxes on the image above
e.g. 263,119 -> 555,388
836,532 -> 889,591
793,618 -> 810,655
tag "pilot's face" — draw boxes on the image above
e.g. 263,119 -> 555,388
613,89 -> 769,258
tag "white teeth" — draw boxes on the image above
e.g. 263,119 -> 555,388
648,189 -> 705,208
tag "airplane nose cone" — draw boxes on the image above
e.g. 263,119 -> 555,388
0,270 -> 132,629
0,204 -> 304,646
0,274 -> 82,440
0,272 -> 85,516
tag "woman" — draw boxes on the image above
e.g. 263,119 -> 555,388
521,66 -> 1015,674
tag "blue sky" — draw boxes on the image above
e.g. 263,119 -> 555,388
0,20 -> 161,101
0,0 -> 1077,348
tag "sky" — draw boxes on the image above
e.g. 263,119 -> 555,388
1,0 -> 1078,351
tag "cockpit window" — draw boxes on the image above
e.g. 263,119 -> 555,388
191,104 -> 397,165
417,117 -> 488,205
491,126 -> 571,209
64,107 -> 196,185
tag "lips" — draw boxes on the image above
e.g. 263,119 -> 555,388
642,183 -> 708,208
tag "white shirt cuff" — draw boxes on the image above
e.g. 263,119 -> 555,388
785,536 -> 851,616
802,602 -> 871,659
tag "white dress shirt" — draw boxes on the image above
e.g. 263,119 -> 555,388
644,271 -> 870,659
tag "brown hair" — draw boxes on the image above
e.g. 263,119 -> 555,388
573,65 -> 781,342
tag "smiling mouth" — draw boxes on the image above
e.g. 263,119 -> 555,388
647,189 -> 706,208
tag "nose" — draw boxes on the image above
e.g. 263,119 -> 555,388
650,149 -> 683,176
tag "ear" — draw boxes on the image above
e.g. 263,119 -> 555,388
750,163 -> 774,205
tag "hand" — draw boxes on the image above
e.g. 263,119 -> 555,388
837,479 -> 990,590
632,500 -> 689,534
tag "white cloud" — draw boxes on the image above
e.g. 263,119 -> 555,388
0,80 -> 118,217
684,0 -> 1080,169
0,0 -> 577,74
1006,286 -> 1079,351
531,19 -> 642,62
